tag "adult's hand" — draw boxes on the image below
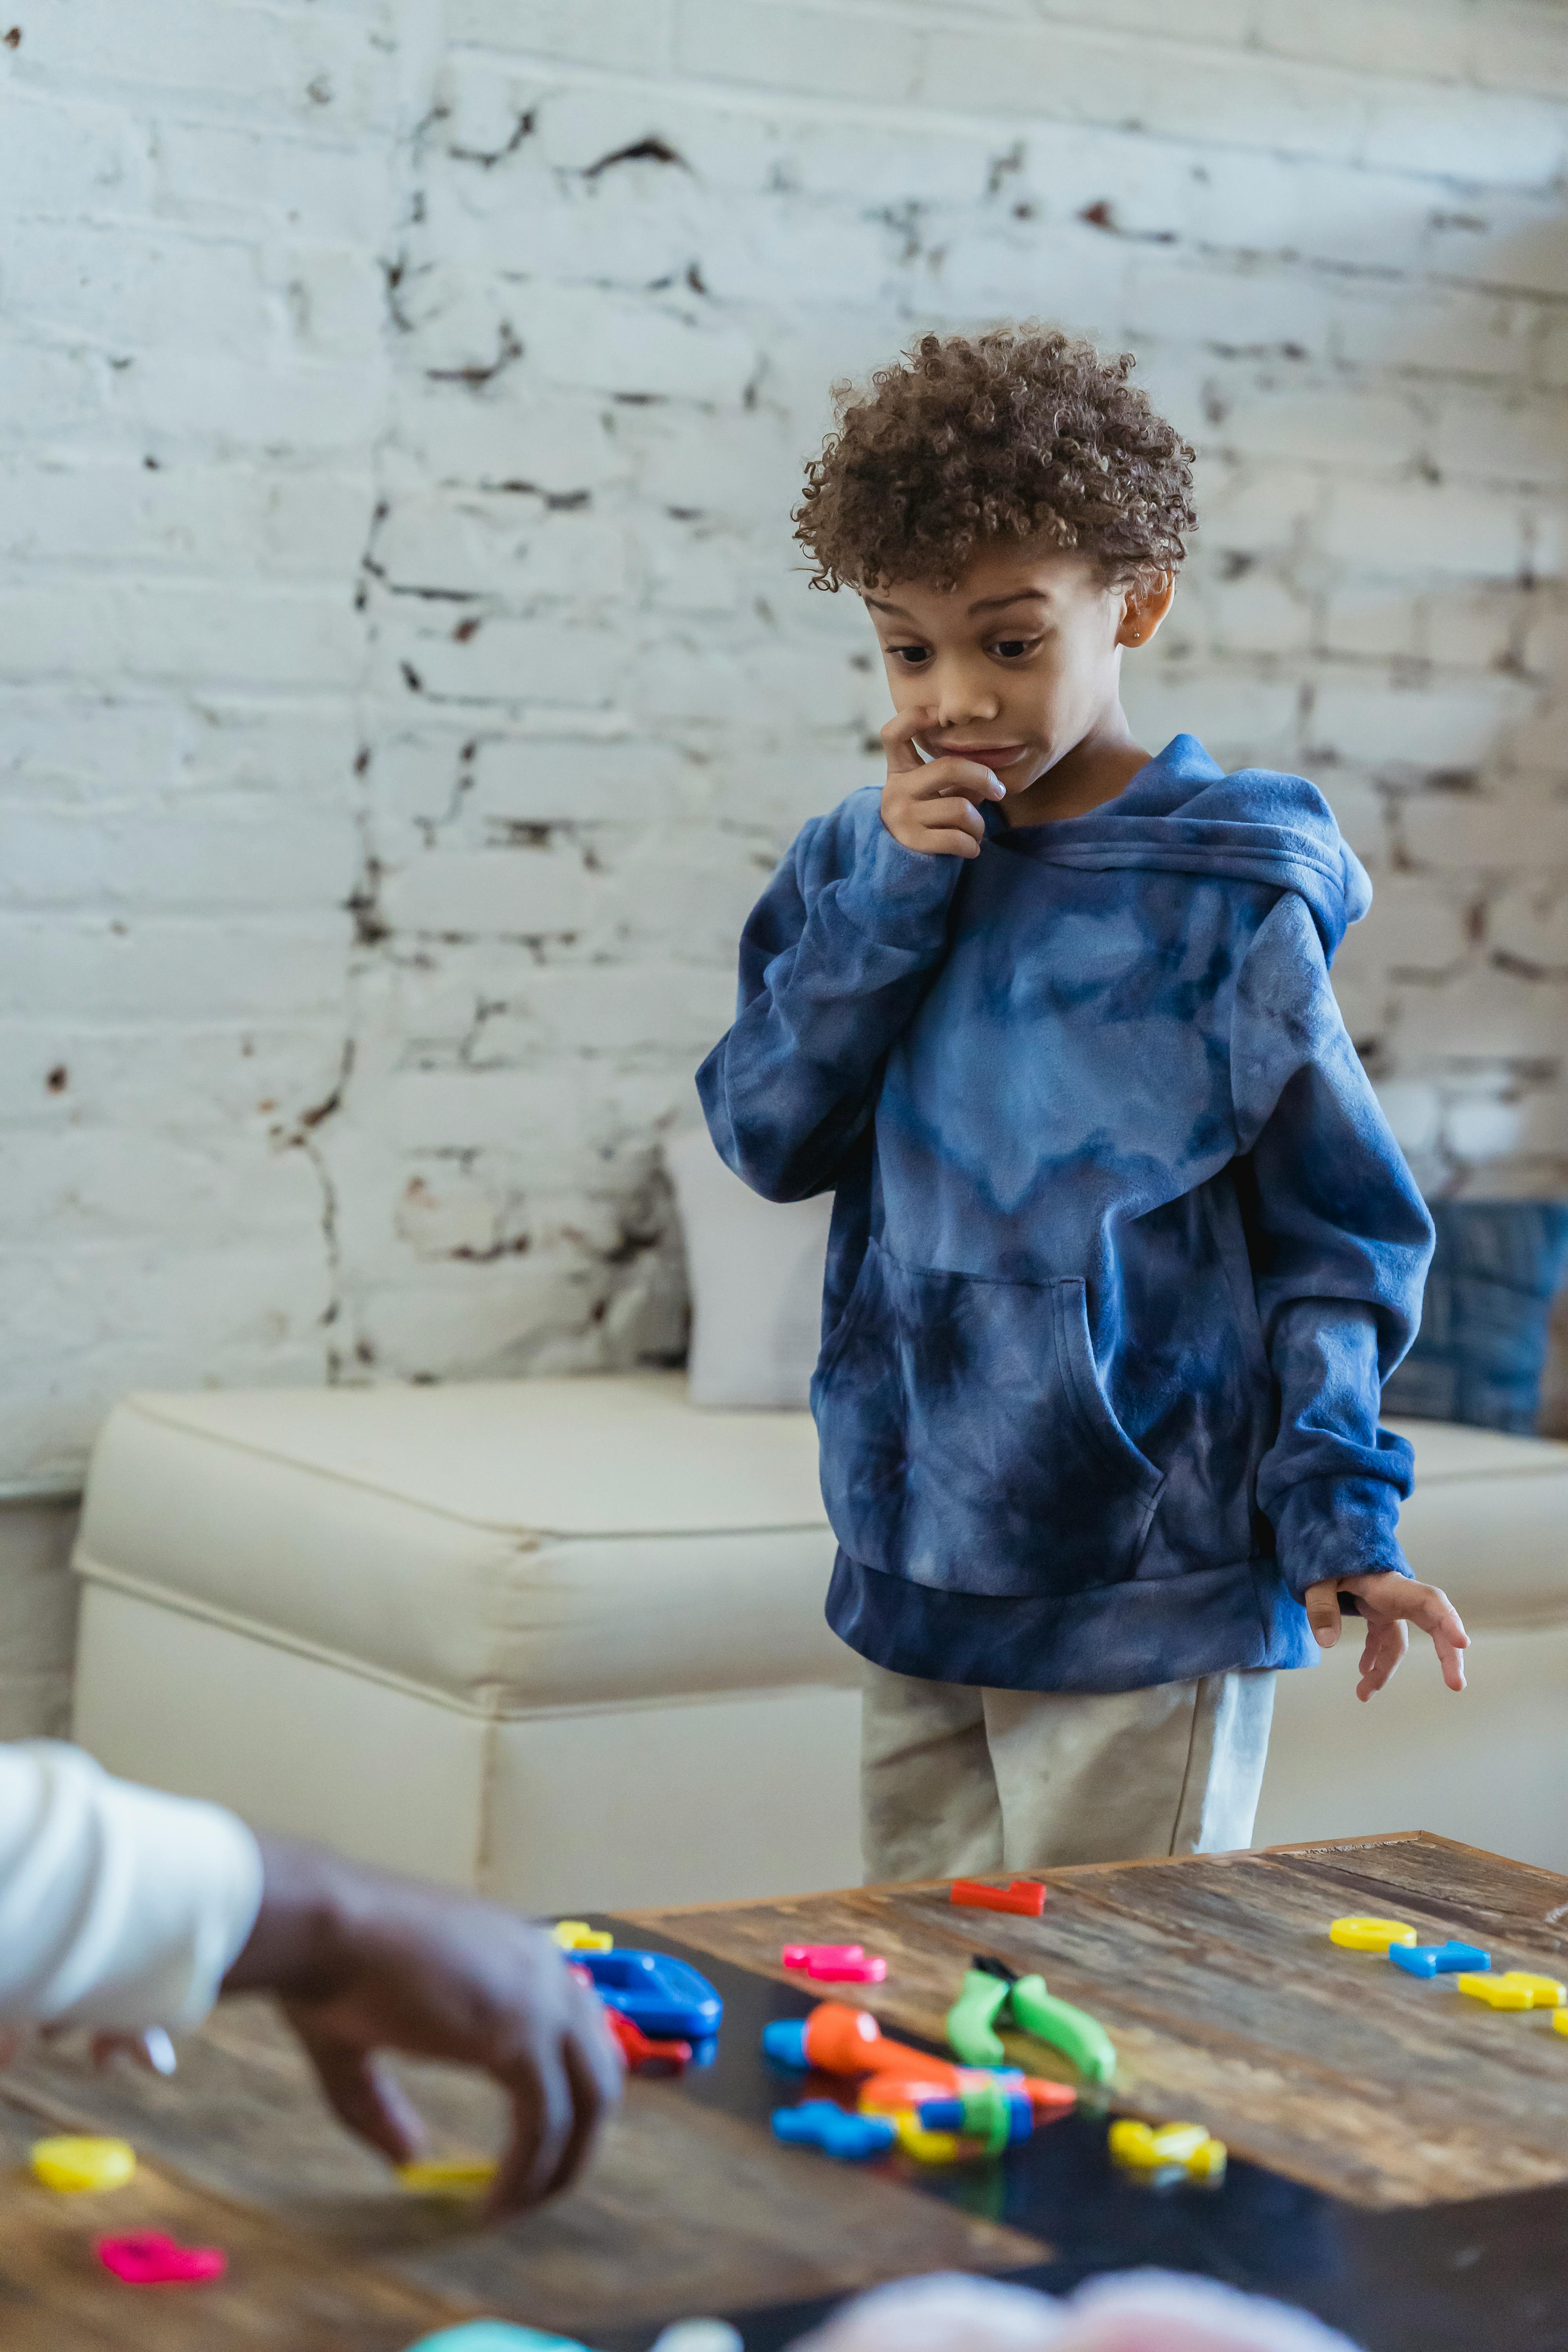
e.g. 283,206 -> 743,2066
223,1840 -> 621,2214
1302,1571 -> 1469,1703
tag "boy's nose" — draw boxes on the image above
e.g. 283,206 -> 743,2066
931,666 -> 1002,728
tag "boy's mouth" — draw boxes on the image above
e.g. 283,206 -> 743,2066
936,742 -> 1027,767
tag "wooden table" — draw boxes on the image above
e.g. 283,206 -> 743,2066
4,1833 -> 1568,2352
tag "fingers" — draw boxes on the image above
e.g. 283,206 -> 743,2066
490,2038 -> 577,2214
1339,1573 -> 1470,1695
882,756 -> 1004,860
881,706 -> 1006,861
90,2029 -> 177,2077
545,2022 -> 622,2201
1356,1618 -> 1408,1703
1301,1579 -> 1343,1651
881,706 -> 937,773
488,1979 -> 622,2216
882,708 -> 1005,785
882,802 -> 986,859
902,762 -> 1006,821
1404,1581 -> 1470,1693
291,2018 -> 426,2169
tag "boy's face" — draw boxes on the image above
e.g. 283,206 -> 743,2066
862,542 -> 1167,795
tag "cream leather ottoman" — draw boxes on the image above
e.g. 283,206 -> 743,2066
70,1374 -> 860,1913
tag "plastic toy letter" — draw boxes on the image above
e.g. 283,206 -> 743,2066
951,1878 -> 1047,1918
573,1948 -> 722,2040
1388,1939 -> 1490,1978
771,2100 -> 897,2161
1328,1917 -> 1416,1953
946,1967 -> 1012,2067
1109,2118 -> 1227,2182
30,2136 -> 137,2192
781,1943 -> 888,1984
1007,1974 -> 1117,2085
96,2232 -> 226,2285
551,1921 -> 613,1954
1457,1970 -> 1566,2010
397,2158 -> 497,2196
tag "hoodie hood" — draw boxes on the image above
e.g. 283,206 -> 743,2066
989,732 -> 1371,959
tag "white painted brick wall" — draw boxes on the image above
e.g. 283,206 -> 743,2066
2,0 -> 1567,1610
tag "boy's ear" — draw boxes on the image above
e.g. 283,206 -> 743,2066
1117,571 -> 1176,649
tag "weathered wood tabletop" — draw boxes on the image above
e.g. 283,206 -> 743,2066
636,1828 -> 1568,2211
2,1832 -> 1566,2352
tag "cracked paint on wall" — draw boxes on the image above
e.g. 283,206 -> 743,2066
2,0 -> 1568,1482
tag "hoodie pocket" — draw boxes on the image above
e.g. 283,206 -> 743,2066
814,1240 -> 1164,1600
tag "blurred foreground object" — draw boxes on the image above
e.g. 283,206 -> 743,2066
788,2268 -> 1359,2351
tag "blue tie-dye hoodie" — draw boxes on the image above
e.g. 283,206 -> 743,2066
698,733 -> 1434,1693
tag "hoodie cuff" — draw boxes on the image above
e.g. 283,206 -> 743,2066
834,817 -> 967,952
1270,1475 -> 1412,1600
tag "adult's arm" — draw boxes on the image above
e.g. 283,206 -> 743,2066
0,1741 -> 262,2031
0,1743 -> 619,2210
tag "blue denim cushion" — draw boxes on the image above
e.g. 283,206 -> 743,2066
1383,1201 -> 1568,1434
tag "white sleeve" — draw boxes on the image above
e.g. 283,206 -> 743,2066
0,1742 -> 265,2032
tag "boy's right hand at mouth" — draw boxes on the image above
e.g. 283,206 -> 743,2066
880,706 -> 1007,858
1303,1571 -> 1469,1702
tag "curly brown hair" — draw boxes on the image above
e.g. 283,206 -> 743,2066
793,325 -> 1196,595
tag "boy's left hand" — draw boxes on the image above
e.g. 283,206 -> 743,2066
1303,1573 -> 1468,1702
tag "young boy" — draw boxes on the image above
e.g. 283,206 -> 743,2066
698,326 -> 1468,1883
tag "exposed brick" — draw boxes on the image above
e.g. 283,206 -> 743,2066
1319,480 -> 1524,580
1400,779 -> 1568,869
1356,77 -> 1567,188
672,0 -> 924,107
380,846 -> 595,938
1250,0 -> 1472,87
0,91 -> 148,218
0,809 -> 358,912
152,120 -> 388,243
0,582 -> 365,691
1486,880 -> 1568,971
1357,873 -> 1472,976
0,916 -> 349,1021
3,0 -> 1566,1504
1319,584 -> 1423,664
0,458 -> 371,577
1308,676 -> 1531,769
448,0 -> 674,74
1429,389 -> 1568,489
1466,4 -> 1568,105
1123,666 -> 1301,767
11,1 -> 397,129
1393,962 -> 1568,1058
5,223 -> 274,354
1214,387 -> 1420,473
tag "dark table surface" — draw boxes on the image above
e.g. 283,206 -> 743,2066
4,1832 -> 1567,2351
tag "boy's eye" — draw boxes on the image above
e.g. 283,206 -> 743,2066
991,638 -> 1036,660
887,643 -> 932,667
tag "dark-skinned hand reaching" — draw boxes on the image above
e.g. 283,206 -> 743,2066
221,1838 -> 622,2214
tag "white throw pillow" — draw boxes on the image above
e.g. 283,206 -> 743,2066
665,1124 -> 833,1409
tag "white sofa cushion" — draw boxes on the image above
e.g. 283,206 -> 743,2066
73,1380 -> 1566,1729
73,1374 -> 850,1715
665,1125 -> 833,1408
1385,1417 -> 1568,1626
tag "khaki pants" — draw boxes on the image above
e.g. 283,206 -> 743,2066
860,1661 -> 1277,1884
